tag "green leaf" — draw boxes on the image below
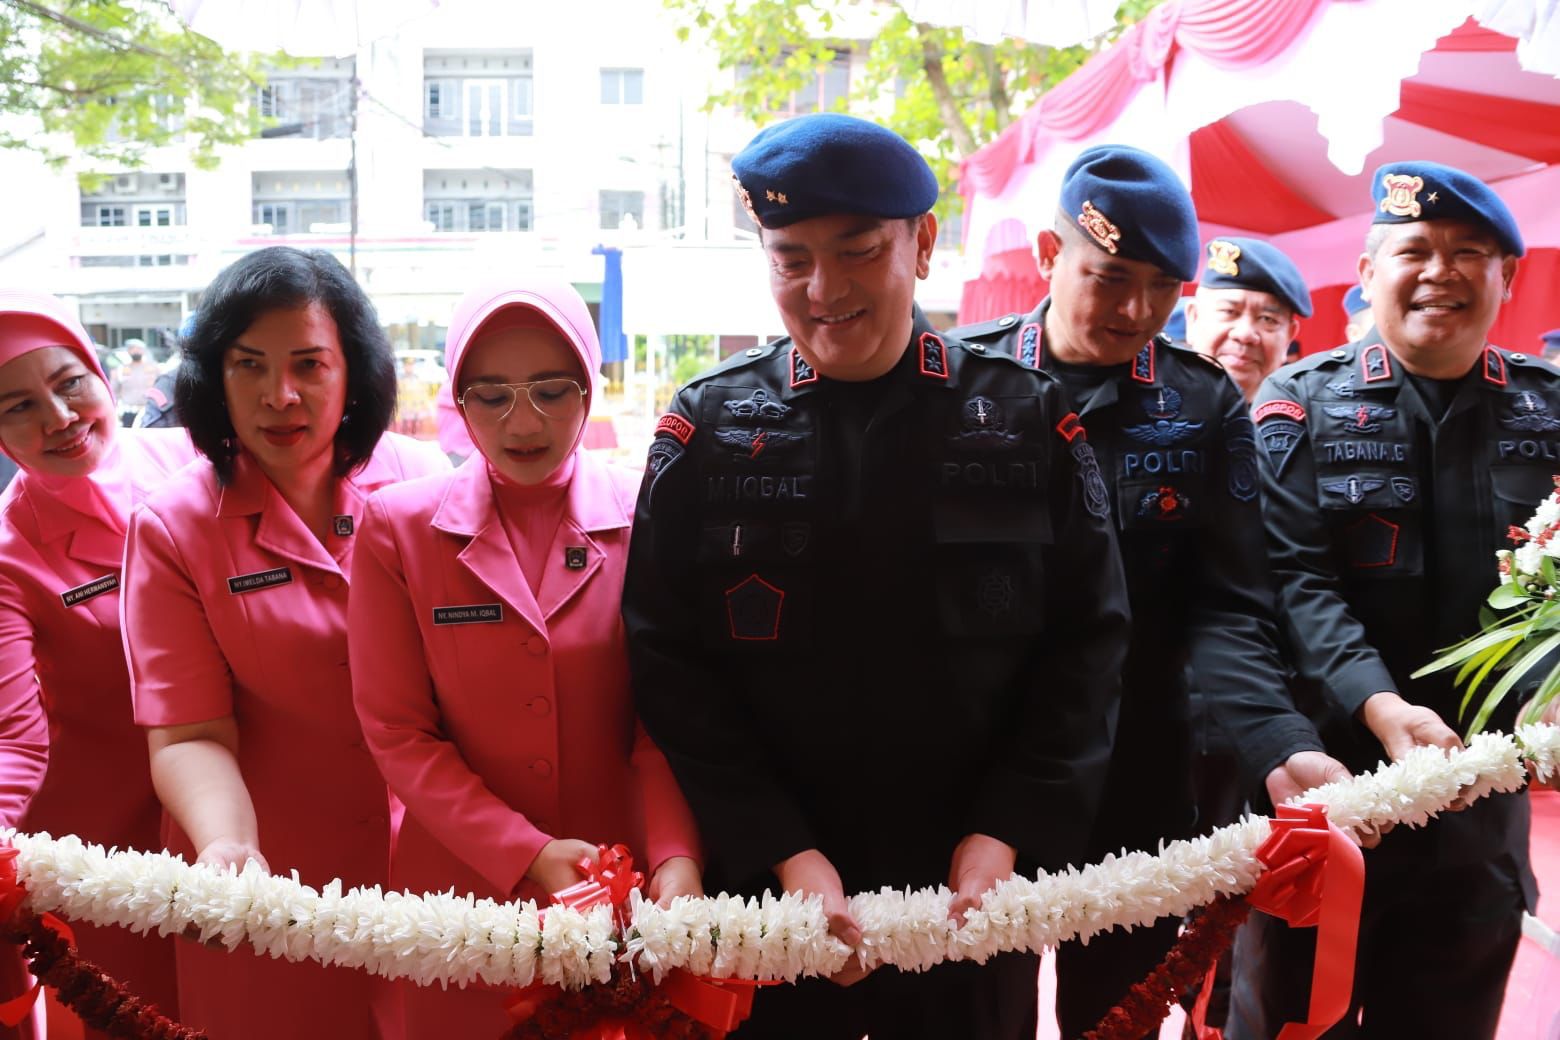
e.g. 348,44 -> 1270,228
1414,619 -> 1535,678
1463,630 -> 1560,738
1488,584 -> 1529,610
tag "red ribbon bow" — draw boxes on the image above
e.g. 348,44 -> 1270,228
1245,803 -> 1365,1040
552,844 -> 644,916
0,844 -> 74,1028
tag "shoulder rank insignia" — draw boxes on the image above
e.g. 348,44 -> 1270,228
918,333 -> 949,380
1207,239 -> 1241,277
1125,385 -> 1203,446
1501,391 -> 1560,432
789,349 -> 818,388
1132,341 -> 1156,384
1484,346 -> 1508,386
723,389 -> 791,421
1077,201 -> 1121,254
1018,322 -> 1042,368
1323,476 -> 1385,505
1360,343 -> 1393,383
1324,403 -> 1396,435
713,427 -> 806,462
1380,174 -> 1425,218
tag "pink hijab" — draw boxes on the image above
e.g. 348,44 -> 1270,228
0,290 -> 127,522
443,275 -> 602,474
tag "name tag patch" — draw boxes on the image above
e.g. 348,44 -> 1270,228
60,574 -> 119,609
227,567 -> 293,595
433,603 -> 504,625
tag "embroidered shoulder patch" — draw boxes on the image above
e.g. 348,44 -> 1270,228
1072,441 -> 1111,520
654,413 -> 696,446
1254,399 -> 1306,424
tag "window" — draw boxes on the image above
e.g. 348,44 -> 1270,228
136,206 -> 173,228
255,62 -> 354,139
80,173 -> 186,227
423,169 -> 533,233
423,51 -> 533,137
95,206 -> 127,227
600,190 -> 644,230
600,68 -> 644,105
251,171 -> 349,234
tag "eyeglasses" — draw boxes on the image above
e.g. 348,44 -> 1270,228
457,378 -> 586,425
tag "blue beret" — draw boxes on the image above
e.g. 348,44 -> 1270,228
1371,161 -> 1524,257
1542,328 -> 1560,344
1059,145 -> 1200,282
731,114 -> 938,230
1197,237 -> 1312,317
1342,286 -> 1369,318
1163,297 -> 1188,342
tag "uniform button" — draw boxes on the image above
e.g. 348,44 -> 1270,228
531,758 -> 553,778
745,347 -> 763,357
969,343 -> 987,354
525,636 -> 547,656
527,697 -> 552,716
1330,349 -> 1347,359
1512,353 -> 1527,364
997,314 -> 1016,327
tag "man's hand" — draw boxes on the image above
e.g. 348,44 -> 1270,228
647,856 -> 703,906
1265,750 -> 1388,849
946,832 -> 1017,926
1360,691 -> 1462,761
775,849 -> 869,986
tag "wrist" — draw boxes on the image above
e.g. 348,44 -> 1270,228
1358,690 -> 1403,728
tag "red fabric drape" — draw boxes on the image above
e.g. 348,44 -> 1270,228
958,0 -> 1332,202
1433,18 -> 1519,51
1394,82 -> 1560,165
1295,249 -> 1560,359
1190,122 -> 1338,233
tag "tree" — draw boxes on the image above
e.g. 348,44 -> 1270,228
666,0 -> 1162,222
0,0 -> 266,169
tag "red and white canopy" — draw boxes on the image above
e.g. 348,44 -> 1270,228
957,0 -> 1560,352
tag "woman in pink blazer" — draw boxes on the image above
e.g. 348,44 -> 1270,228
349,276 -> 701,1036
0,290 -> 192,1037
121,248 -> 448,1039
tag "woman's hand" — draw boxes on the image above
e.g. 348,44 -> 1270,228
647,856 -> 703,906
524,838 -> 599,894
196,838 -> 268,874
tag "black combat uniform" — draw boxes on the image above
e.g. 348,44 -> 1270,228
1228,340 -> 1546,1040
623,310 -> 1130,1040
954,300 -> 1307,1038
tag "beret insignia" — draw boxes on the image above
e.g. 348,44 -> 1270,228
1379,174 -> 1425,218
1077,200 -> 1121,255
1206,239 -> 1241,277
733,175 -> 762,227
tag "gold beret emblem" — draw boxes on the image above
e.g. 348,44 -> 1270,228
733,175 -> 762,228
1206,240 -> 1241,277
1380,174 -> 1425,218
1077,201 -> 1121,255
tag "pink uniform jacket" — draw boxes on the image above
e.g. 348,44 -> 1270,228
348,278 -> 698,1036
122,432 -> 447,1040
0,427 -> 193,1027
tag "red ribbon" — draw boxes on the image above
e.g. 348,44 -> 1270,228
1245,803 -> 1365,1040
660,969 -> 766,1033
0,844 -> 74,1028
552,844 -> 644,916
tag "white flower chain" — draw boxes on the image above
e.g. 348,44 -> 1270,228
7,726 -> 1555,991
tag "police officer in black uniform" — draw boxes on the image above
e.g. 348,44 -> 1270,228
953,147 -> 1316,1039
1229,161 -> 1547,1040
623,114 -> 1131,1039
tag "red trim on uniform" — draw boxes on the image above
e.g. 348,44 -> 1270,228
918,332 -> 949,380
1132,340 -> 1157,384
725,573 -> 785,641
1347,513 -> 1400,568
1056,412 -> 1087,444
789,349 -> 818,388
654,413 -> 696,446
1254,399 -> 1306,424
1360,343 -> 1393,383
1483,346 -> 1508,386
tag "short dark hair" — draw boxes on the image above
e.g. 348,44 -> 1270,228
176,247 -> 396,483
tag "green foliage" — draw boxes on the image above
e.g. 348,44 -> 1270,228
0,0 -> 268,168
665,0 -> 1163,223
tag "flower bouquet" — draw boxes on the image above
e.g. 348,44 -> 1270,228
1414,476 -> 1560,737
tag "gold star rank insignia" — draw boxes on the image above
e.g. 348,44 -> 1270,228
765,190 -> 776,202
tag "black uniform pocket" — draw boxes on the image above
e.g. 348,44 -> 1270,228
1116,477 -> 1208,531
1492,464 -> 1555,535
931,499 -> 1052,637
695,522 -> 813,650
